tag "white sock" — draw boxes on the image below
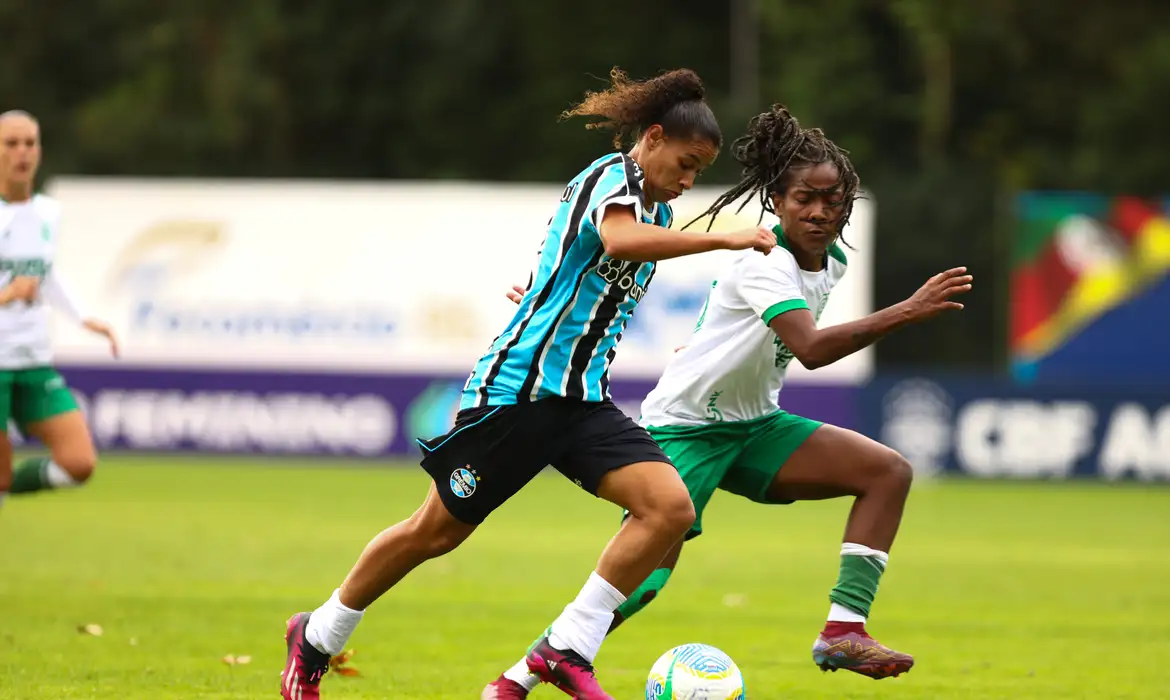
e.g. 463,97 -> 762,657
827,602 -> 867,623
547,571 -> 626,663
503,658 -> 541,691
45,461 -> 81,488
305,589 -> 365,656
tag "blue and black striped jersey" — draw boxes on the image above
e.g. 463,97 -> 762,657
461,152 -> 672,409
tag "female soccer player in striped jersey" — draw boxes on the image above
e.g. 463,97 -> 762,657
487,105 -> 973,696
0,111 -> 119,508
280,68 -> 776,700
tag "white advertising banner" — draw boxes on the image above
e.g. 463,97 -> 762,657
46,177 -> 874,382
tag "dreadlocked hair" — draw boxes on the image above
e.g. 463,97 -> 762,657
561,67 -> 722,150
687,104 -> 860,244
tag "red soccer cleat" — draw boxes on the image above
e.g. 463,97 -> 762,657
481,675 -> 532,699
525,636 -> 614,699
280,613 -> 332,699
811,621 -> 914,679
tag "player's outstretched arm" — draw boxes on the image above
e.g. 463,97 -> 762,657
41,272 -> 121,357
599,206 -> 775,263
769,266 -> 973,370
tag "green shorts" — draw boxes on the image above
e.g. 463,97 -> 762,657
646,410 -> 823,539
0,367 -> 80,429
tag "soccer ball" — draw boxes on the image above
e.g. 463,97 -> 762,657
645,643 -> 746,699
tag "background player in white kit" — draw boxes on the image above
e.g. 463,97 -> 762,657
0,110 -> 119,505
490,104 -> 973,696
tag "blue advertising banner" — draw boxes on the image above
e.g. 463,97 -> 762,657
862,376 -> 1170,480
29,365 -> 859,459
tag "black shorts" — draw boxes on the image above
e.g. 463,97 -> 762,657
416,397 -> 670,525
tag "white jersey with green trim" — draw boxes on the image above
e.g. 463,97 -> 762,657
640,234 -> 847,427
0,195 -> 64,369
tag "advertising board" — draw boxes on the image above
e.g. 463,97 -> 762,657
864,376 -> 1170,480
46,178 -> 874,383
22,365 -> 860,459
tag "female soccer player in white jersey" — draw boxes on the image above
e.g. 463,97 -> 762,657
0,111 -> 119,507
279,69 -> 777,700
487,105 -> 974,696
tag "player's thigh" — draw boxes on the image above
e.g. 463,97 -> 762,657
763,422 -> 908,503
13,368 -> 95,463
0,429 -> 12,491
0,370 -> 15,430
645,425 -> 744,539
551,400 -> 691,519
417,403 -> 554,527
721,411 -> 823,504
0,371 -> 13,490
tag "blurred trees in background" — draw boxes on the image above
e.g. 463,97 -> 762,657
5,0 -> 1170,371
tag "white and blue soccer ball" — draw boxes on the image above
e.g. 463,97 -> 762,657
645,643 -> 746,699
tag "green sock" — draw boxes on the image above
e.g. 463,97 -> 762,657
614,567 -> 672,623
828,543 -> 889,619
10,457 -> 51,494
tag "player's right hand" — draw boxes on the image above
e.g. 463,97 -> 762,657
907,267 -> 973,320
505,284 -> 525,305
724,226 -> 777,255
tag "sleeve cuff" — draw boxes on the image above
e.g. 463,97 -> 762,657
761,298 -> 809,325
591,194 -> 642,229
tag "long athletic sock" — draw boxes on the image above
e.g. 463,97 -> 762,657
505,567 -> 670,689
827,542 -> 889,622
547,571 -> 626,663
615,567 -> 672,622
305,589 -> 365,656
10,457 -> 80,494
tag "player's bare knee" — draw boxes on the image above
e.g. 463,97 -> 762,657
60,454 -> 97,483
653,488 -> 696,537
880,449 -> 913,494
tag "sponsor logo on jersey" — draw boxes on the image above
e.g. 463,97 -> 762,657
595,257 -> 647,302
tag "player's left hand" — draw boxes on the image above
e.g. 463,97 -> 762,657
82,319 -> 120,358
506,284 -> 525,305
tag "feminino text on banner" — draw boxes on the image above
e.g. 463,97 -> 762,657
90,389 -> 396,455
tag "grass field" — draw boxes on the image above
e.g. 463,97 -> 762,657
1,456 -> 1168,699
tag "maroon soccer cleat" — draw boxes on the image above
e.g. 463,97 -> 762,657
481,675 -> 532,699
811,621 -> 914,679
281,612 -> 332,699
525,636 -> 614,699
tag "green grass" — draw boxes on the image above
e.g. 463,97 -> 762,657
1,457 -> 1168,699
